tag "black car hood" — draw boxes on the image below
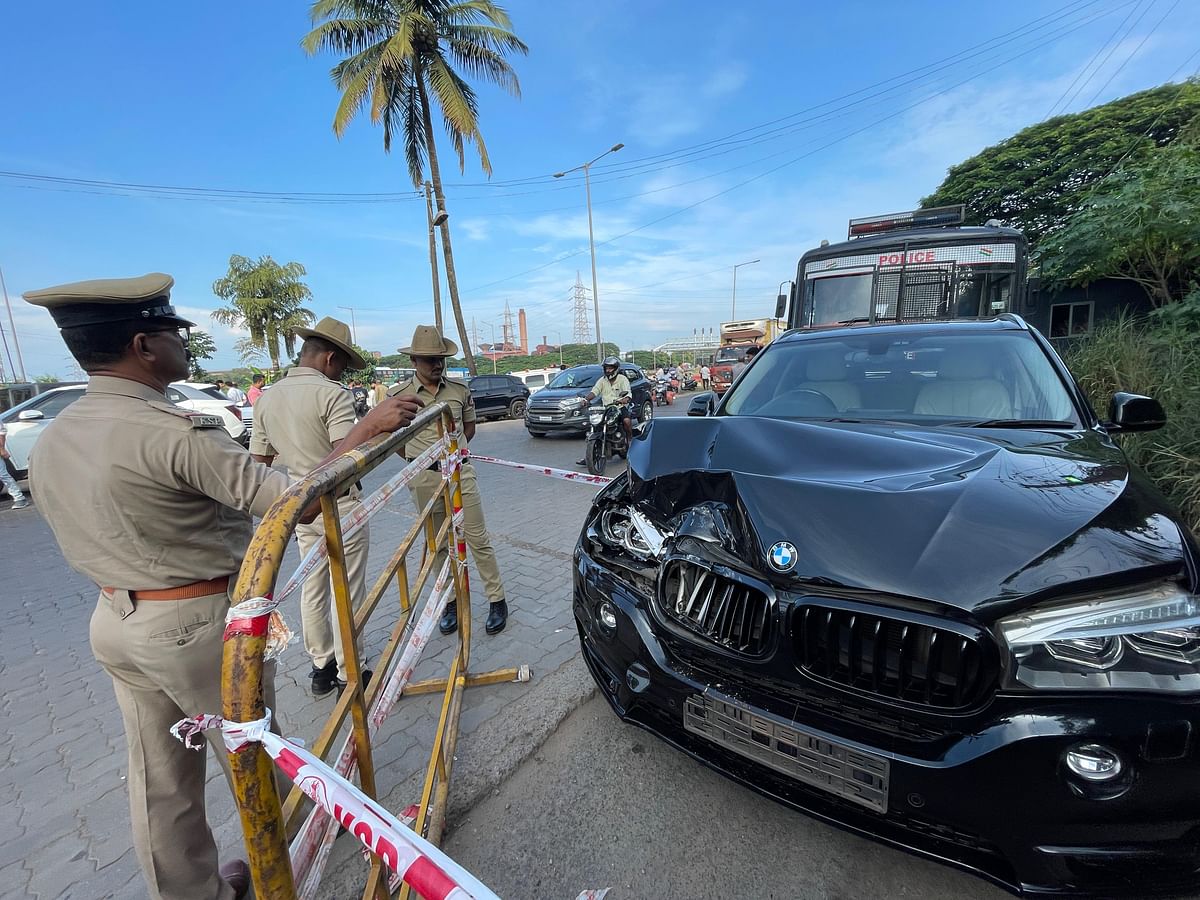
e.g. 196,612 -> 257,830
530,386 -> 588,400
626,417 -> 1189,617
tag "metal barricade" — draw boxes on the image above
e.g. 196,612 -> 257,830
221,402 -> 525,899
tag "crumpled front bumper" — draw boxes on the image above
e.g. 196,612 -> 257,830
573,544 -> 1200,897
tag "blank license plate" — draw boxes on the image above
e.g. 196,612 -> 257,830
535,415 -> 552,422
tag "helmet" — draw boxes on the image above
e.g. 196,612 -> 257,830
602,356 -> 620,369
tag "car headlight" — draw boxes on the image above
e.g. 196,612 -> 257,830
998,582 -> 1200,691
558,397 -> 586,410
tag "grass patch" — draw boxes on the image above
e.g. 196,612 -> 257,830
1065,314 -> 1200,536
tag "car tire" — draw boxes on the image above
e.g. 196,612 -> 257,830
509,398 -> 527,419
640,400 -> 654,423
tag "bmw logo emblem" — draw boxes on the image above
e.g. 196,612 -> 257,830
768,541 -> 798,572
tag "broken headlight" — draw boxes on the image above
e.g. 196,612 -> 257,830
596,507 -> 668,561
998,582 -> 1200,691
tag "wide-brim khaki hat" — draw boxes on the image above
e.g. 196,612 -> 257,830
293,316 -> 368,371
400,324 -> 458,358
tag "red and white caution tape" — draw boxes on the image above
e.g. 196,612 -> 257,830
469,454 -> 613,486
291,561 -> 455,896
171,709 -> 498,900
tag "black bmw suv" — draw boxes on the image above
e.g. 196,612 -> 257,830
574,315 -> 1200,897
525,363 -> 653,437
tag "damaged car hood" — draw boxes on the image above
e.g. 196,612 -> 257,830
627,417 -> 1188,615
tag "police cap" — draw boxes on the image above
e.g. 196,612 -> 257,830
23,273 -> 196,330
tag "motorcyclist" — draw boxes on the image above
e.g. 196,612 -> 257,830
577,356 -> 632,466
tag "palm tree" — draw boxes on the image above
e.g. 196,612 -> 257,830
303,0 -> 528,375
212,254 -> 317,372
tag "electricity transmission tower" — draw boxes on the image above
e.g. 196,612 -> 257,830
571,272 -> 592,345
501,300 -> 516,350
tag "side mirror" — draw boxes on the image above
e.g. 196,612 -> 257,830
687,391 -> 716,417
775,290 -> 789,320
1109,392 -> 1165,432
16,409 -> 45,421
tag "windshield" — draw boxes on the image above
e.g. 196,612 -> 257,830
715,347 -> 747,363
807,268 -> 1016,325
722,330 -> 1080,427
548,366 -> 601,389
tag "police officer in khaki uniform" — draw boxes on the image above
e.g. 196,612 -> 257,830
23,274 -> 422,900
250,316 -> 372,696
388,325 -> 508,636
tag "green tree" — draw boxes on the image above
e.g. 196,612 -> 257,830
1041,143 -> 1200,305
32,373 -> 59,384
303,0 -> 528,377
921,81 -> 1200,245
211,255 -> 316,372
185,330 -> 218,380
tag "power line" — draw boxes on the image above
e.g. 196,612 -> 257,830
1083,0 -> 1181,108
1044,0 -> 1151,118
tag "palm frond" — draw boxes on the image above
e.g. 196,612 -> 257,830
302,17 -> 390,56
401,75 -> 428,184
446,38 -> 519,97
442,20 -> 527,57
442,0 -> 515,30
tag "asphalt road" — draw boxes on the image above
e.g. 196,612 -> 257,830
445,694 -> 1007,900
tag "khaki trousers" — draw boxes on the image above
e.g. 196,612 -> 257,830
90,587 -> 278,900
294,494 -> 370,679
409,463 -> 505,604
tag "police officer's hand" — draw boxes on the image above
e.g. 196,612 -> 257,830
365,394 -> 424,433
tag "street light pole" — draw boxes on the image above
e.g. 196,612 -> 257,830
555,142 -> 624,363
424,181 -> 448,333
554,330 -> 563,367
731,259 -> 761,320
337,305 -> 358,346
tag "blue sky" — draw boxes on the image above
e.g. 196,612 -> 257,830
2,0 -> 1197,377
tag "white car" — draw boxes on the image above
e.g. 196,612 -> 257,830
1,382 -> 247,478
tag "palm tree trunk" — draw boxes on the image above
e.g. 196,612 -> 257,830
416,72 -> 476,375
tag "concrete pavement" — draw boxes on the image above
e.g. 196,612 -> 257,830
0,405 -> 656,898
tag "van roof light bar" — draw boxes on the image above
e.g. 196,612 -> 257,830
848,205 -> 965,239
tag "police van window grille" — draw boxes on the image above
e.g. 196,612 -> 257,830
872,264 -> 956,320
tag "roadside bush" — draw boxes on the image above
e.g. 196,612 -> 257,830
1066,314 -> 1200,535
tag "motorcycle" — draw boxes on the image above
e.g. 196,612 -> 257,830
654,378 -> 673,406
585,403 -> 630,475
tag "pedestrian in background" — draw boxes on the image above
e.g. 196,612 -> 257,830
247,373 -> 265,406
23,273 -> 422,900
700,364 -> 711,390
224,380 -> 247,405
0,420 -> 30,510
389,325 -> 509,636
251,317 -> 375,696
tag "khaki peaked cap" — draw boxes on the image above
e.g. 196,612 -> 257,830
293,316 -> 368,371
400,324 -> 458,358
22,273 -> 197,330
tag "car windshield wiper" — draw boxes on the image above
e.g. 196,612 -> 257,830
944,418 -> 1077,429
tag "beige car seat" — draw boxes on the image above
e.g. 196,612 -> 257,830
797,349 -> 861,411
914,350 -> 1012,419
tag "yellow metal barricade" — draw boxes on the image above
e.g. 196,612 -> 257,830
222,402 -> 525,899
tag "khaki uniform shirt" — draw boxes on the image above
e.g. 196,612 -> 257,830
250,367 -> 357,477
593,372 -> 632,406
387,376 -> 475,457
29,376 -> 289,590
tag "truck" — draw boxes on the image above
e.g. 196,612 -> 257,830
775,205 -> 1032,331
709,317 -> 786,395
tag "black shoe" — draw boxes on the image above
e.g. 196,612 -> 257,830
335,668 -> 372,697
310,659 -> 339,697
439,602 -> 458,635
485,599 -> 508,635
576,458 -> 587,466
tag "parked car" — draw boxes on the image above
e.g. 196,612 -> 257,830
525,364 -> 653,437
574,315 -> 1199,897
0,386 -> 86,478
0,381 -> 247,477
468,374 -> 530,421
168,382 -> 249,445
508,367 -> 563,394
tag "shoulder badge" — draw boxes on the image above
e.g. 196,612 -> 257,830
146,400 -> 226,429
387,379 -> 415,397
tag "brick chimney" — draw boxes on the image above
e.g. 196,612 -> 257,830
518,308 -> 528,354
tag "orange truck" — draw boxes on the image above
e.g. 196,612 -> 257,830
709,317 -> 785,394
